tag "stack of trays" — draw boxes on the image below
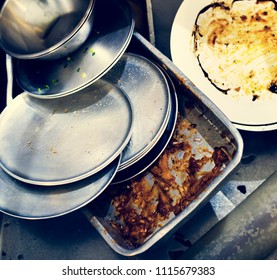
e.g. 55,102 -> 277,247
0,0 -> 178,219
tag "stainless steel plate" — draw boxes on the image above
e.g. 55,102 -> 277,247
14,0 -> 135,98
0,156 -> 121,219
0,80 -> 133,185
112,72 -> 178,184
103,53 -> 171,171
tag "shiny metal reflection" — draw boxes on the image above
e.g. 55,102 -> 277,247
0,0 -> 96,60
104,53 -> 171,171
0,155 -> 121,219
14,0 -> 134,98
0,80 -> 133,186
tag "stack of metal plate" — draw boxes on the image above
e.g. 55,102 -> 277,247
0,0 -> 176,220
103,53 -> 178,183
108,54 -> 178,184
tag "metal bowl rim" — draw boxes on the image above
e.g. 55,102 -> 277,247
0,0 -> 96,59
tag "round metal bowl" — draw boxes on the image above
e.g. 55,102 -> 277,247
0,0 -> 96,60
14,0 -> 134,98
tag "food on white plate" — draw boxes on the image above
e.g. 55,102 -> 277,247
193,0 -> 277,101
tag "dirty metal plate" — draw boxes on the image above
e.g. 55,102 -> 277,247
112,68 -> 178,184
0,80 -> 133,185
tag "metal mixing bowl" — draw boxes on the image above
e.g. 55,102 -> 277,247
0,0 -> 96,60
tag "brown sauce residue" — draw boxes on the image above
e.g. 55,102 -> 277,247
193,0 -> 277,101
109,114 -> 230,247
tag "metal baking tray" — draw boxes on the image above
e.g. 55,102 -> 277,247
83,31 -> 244,256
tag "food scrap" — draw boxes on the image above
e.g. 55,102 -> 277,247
89,48 -> 96,56
51,79 -> 59,85
109,114 -> 230,247
193,0 -> 277,101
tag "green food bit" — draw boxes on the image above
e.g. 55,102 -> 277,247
81,72 -> 86,78
89,48 -> 95,56
44,84 -> 50,89
52,79 -> 59,85
76,67 -> 81,72
37,88 -> 41,92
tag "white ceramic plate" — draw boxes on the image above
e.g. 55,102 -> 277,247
170,0 -> 277,131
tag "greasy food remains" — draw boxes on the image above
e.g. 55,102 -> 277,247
193,0 -> 277,101
109,114 -> 230,247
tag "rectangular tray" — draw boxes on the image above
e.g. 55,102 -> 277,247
83,32 -> 244,256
